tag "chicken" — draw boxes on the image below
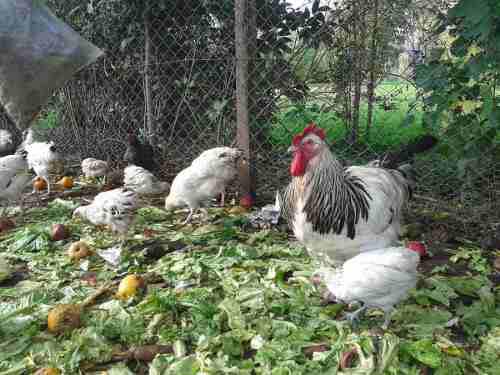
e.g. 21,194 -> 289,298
22,129 -> 63,195
123,132 -> 158,172
81,158 -> 108,179
313,242 -> 424,329
165,147 -> 243,224
72,187 -> 138,237
123,164 -> 170,195
279,123 -> 436,265
0,129 -> 16,157
0,151 -> 32,215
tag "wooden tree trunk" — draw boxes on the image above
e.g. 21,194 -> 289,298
235,0 -> 252,198
247,0 -> 257,196
350,1 -> 362,145
366,0 -> 380,141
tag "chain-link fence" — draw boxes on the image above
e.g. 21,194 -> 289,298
1,0 -> 498,241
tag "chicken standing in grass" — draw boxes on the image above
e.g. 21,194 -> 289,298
73,187 -> 138,237
0,151 -> 32,216
165,147 -> 243,224
0,129 -> 16,157
81,158 -> 108,183
124,164 -> 170,195
22,129 -> 63,195
313,242 -> 424,329
278,123 -> 437,265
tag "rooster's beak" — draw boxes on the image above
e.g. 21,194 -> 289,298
287,145 -> 297,154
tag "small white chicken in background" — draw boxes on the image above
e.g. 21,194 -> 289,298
313,241 -> 425,329
165,147 -> 243,224
0,129 -> 16,157
81,157 -> 108,183
73,187 -> 138,239
0,151 -> 32,216
124,164 -> 170,195
22,129 -> 63,195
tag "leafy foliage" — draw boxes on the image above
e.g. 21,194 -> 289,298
0,197 -> 498,373
415,0 -> 500,183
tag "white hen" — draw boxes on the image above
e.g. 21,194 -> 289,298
165,147 -> 243,223
72,188 -> 138,236
124,165 -> 170,195
0,151 -> 32,215
81,158 -> 108,179
314,243 -> 423,329
0,129 -> 15,157
22,129 -> 62,195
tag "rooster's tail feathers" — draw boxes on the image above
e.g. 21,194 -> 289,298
397,164 -> 416,198
384,134 -> 438,169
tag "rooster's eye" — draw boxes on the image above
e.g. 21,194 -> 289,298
219,153 -> 227,158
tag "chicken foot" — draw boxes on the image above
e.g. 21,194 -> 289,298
344,305 -> 367,328
381,308 -> 393,330
181,208 -> 195,225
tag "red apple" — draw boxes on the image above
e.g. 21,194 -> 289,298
407,241 -> 427,257
51,224 -> 69,241
240,194 -> 255,209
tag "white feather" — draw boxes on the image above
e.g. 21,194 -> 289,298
124,164 -> 169,195
73,188 -> 138,234
0,153 -> 31,207
165,147 -> 242,212
81,158 -> 108,178
24,135 -> 62,194
0,129 -> 15,156
318,246 -> 419,315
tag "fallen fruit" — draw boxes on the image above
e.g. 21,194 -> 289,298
34,368 -> 61,375
33,177 -> 47,191
67,241 -> 92,261
116,274 -> 146,300
47,304 -> 82,334
47,283 -> 112,334
57,176 -> 74,189
51,224 -> 69,241
240,193 -> 255,209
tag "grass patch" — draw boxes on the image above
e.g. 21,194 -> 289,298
270,80 -> 427,155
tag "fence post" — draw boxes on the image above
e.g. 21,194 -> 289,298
235,0 -> 252,200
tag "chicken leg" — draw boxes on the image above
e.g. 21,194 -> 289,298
220,190 -> 225,207
381,308 -> 394,330
182,207 -> 195,225
344,305 -> 367,327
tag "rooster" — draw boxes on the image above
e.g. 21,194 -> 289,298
124,164 -> 170,195
165,147 -> 243,224
0,150 -> 32,216
21,129 -> 63,195
279,123 -> 436,265
123,132 -> 158,172
73,187 -> 138,237
313,242 -> 424,329
0,129 -> 16,157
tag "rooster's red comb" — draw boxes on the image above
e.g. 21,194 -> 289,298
292,123 -> 326,146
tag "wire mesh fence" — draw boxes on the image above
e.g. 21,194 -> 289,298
0,0 -> 499,240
